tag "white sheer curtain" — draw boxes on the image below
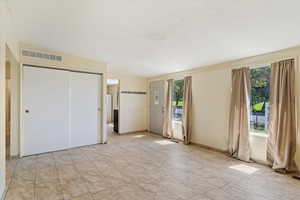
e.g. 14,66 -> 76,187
163,79 -> 174,138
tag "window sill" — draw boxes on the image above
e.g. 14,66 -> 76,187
250,132 -> 268,138
172,121 -> 182,124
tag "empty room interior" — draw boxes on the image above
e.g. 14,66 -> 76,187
1,0 -> 300,200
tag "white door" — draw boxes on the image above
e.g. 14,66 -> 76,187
23,66 -> 70,156
69,72 -> 101,148
149,80 -> 165,135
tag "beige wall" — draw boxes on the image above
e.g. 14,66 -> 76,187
5,42 -> 110,157
20,43 -> 107,74
18,43 -> 109,152
0,0 -> 20,198
5,61 -> 11,158
5,43 -> 149,161
149,46 -> 300,167
108,71 -> 148,134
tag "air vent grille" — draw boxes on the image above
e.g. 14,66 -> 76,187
121,91 -> 147,95
22,50 -> 62,62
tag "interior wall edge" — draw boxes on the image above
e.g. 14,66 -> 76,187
0,0 -> 20,197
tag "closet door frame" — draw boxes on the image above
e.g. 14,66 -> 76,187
20,64 -> 103,157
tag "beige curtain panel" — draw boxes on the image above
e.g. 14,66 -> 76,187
183,76 -> 192,145
163,79 -> 174,138
267,59 -> 297,172
228,67 -> 251,162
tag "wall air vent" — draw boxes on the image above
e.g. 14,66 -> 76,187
121,91 -> 147,95
22,49 -> 62,62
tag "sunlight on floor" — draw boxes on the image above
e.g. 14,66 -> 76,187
229,164 -> 260,175
133,135 -> 145,138
155,140 -> 175,145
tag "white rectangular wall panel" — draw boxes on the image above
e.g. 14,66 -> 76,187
22,66 -> 70,156
69,72 -> 101,148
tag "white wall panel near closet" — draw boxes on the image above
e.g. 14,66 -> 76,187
22,66 -> 102,156
69,72 -> 101,148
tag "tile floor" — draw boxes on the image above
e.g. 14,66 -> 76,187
5,132 -> 300,200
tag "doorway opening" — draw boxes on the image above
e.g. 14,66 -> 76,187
4,45 -> 20,191
5,44 -> 20,159
172,79 -> 184,140
149,80 -> 165,135
107,79 -> 120,134
149,79 -> 184,139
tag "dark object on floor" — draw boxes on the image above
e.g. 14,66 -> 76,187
171,139 -> 179,143
292,175 -> 300,180
114,109 -> 119,133
275,169 -> 287,174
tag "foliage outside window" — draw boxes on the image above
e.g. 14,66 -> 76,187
250,66 -> 271,133
172,79 -> 184,121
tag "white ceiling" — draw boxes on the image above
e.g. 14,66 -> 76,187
8,0 -> 300,77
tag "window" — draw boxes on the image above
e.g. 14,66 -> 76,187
172,79 -> 184,122
250,66 -> 271,134
154,90 -> 159,105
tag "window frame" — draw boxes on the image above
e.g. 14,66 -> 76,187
249,64 -> 271,138
171,78 -> 184,123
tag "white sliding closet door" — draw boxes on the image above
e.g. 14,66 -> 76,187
69,72 -> 101,148
23,67 -> 70,156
